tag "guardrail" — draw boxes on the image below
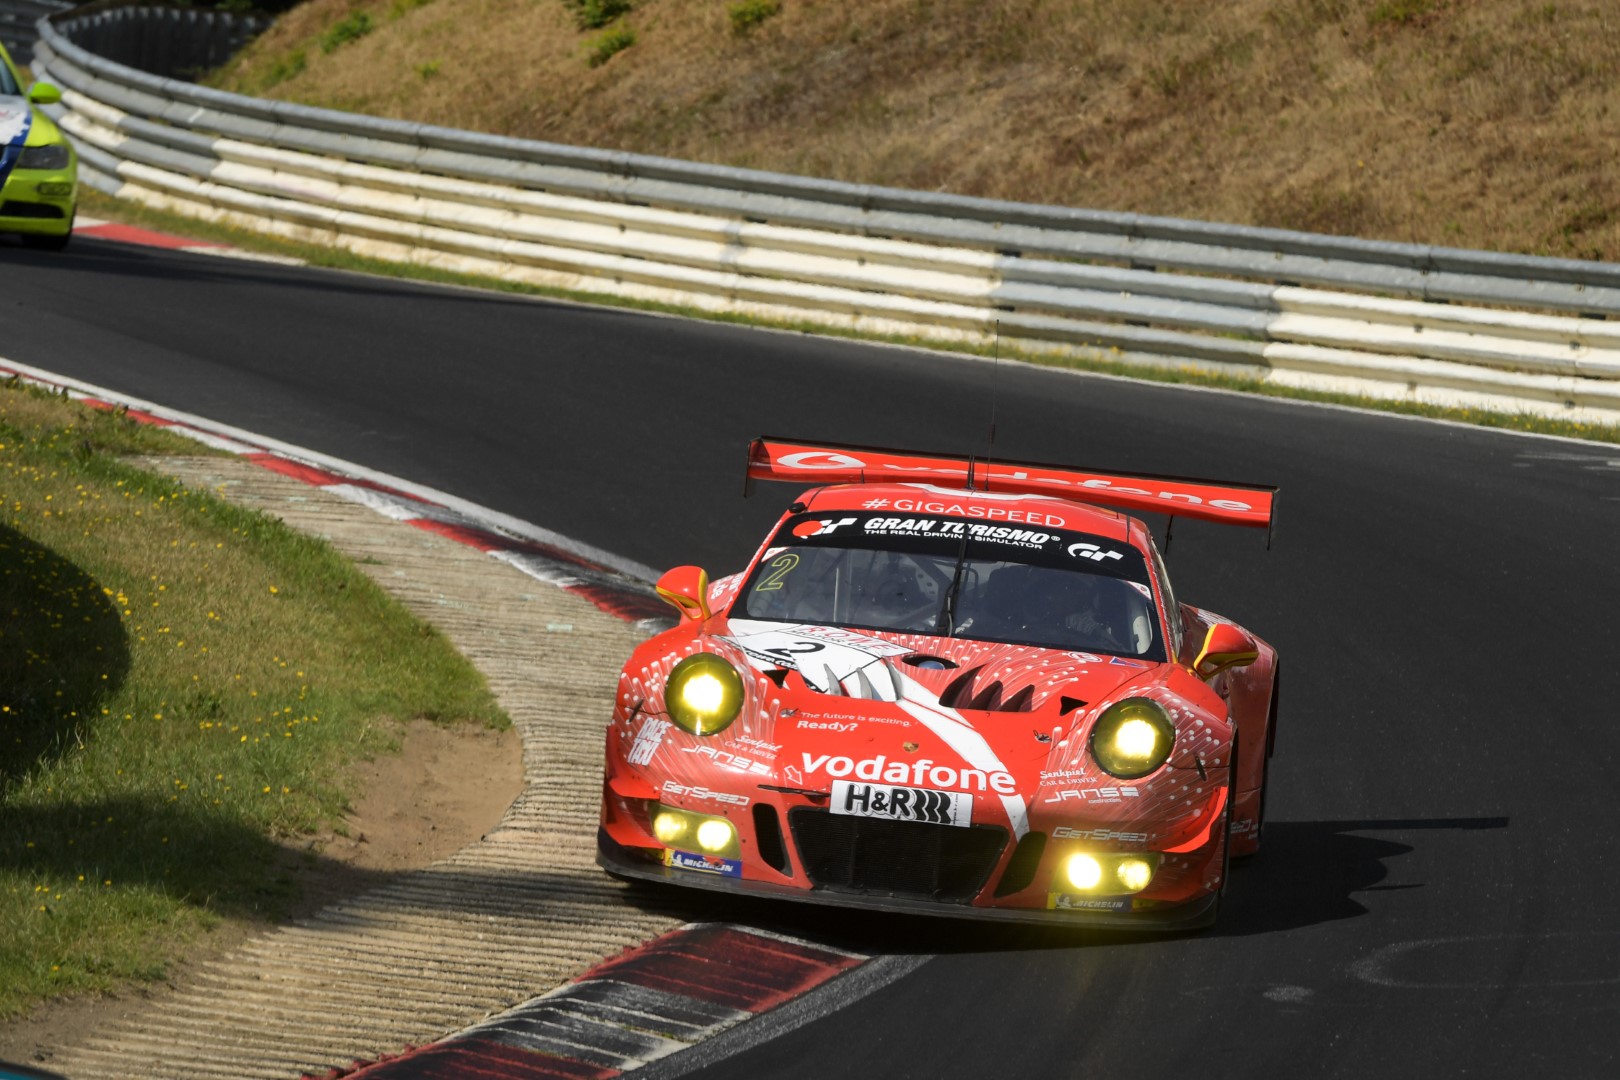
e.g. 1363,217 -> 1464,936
29,5 -> 1620,421
0,0 -> 68,64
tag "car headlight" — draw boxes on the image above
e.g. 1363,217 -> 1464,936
1089,697 -> 1175,779
664,653 -> 744,736
17,144 -> 70,171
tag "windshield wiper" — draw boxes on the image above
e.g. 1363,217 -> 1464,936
934,528 -> 972,636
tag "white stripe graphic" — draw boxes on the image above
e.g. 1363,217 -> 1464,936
894,673 -> 1030,839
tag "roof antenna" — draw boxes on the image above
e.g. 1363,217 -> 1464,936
982,319 -> 1001,492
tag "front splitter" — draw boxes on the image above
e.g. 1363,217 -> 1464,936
598,828 -> 1219,932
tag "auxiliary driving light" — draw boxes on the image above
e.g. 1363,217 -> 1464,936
664,653 -> 745,736
1089,698 -> 1176,780
650,804 -> 741,858
696,818 -> 736,853
1059,852 -> 1162,895
1115,856 -> 1155,893
653,811 -> 688,844
1065,853 -> 1103,890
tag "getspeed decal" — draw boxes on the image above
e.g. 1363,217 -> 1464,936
0,97 -> 34,189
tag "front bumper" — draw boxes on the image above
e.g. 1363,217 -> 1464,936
598,828 -> 1219,932
1,166 -> 76,238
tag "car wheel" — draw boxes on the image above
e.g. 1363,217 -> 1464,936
1218,736 -> 1237,895
21,229 -> 71,252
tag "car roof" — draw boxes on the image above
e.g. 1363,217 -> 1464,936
796,483 -> 1136,543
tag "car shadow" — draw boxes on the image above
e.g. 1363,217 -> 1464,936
1209,816 -> 1510,938
0,526 -> 131,787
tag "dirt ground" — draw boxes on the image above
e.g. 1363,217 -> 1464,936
0,719 -> 523,1070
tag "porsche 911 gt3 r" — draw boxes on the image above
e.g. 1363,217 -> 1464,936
1,42 -> 76,251
598,438 -> 1280,929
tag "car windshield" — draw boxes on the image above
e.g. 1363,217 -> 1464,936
739,512 -> 1165,661
0,61 -> 18,97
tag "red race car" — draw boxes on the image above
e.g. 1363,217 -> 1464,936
598,438 -> 1279,929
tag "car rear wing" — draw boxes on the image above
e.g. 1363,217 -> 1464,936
745,437 -> 1278,533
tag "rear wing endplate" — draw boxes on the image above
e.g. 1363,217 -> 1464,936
745,437 -> 1278,533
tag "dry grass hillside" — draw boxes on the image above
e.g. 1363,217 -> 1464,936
210,0 -> 1620,260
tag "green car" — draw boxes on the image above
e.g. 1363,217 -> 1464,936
1,40 -> 77,251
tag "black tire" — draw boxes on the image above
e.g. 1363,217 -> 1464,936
1218,736 -> 1238,895
21,229 -> 71,252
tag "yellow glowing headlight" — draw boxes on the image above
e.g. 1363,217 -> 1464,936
696,819 -> 736,853
1089,697 -> 1175,780
1065,853 -> 1103,890
1059,852 -> 1161,895
664,653 -> 745,736
651,804 -> 741,858
1115,856 -> 1156,893
653,811 -> 688,844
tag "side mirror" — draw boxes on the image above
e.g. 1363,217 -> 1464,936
27,82 -> 62,106
1192,623 -> 1258,681
655,565 -> 712,622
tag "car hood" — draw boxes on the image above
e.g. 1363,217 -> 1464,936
699,618 -> 1192,808
1,95 -> 29,147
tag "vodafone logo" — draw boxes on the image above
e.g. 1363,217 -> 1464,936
779,451 -> 866,470
792,517 -> 857,538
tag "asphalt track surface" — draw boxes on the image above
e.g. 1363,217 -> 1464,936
5,237 -> 1619,1078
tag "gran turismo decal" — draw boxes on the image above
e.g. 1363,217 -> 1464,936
665,850 -> 742,877
1066,542 -> 1124,562
791,517 -> 857,538
831,780 -> 972,827
861,517 -> 1059,549
661,780 -> 751,807
627,718 -> 673,766
802,752 -> 1016,794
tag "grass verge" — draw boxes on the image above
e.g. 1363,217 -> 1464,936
0,380 -> 506,1019
79,189 -> 1620,447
